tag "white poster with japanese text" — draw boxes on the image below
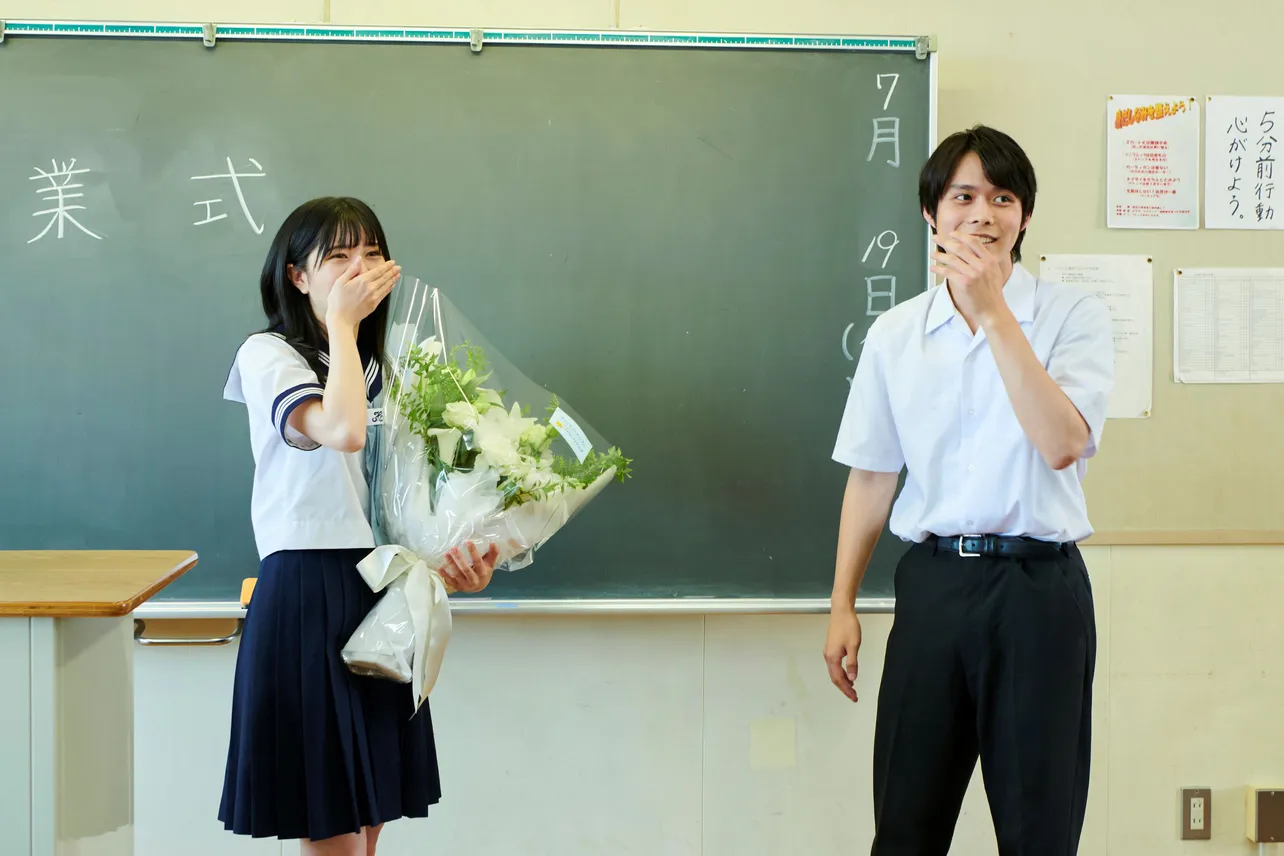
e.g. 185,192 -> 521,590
1106,95 -> 1200,230
1204,96 -> 1282,230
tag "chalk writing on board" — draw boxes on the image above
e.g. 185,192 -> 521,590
867,117 -> 900,168
842,321 -> 865,384
865,275 -> 896,316
843,228 -> 901,382
877,73 -> 899,111
28,159 -> 103,244
861,229 -> 899,269
191,158 -> 266,234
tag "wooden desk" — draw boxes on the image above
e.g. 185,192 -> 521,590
0,551 -> 197,856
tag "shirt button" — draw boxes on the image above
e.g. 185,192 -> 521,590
966,519 -> 975,527
967,464 -> 976,472
968,408 -> 976,416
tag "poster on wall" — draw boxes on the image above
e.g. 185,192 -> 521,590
1204,95 -> 1283,230
1173,268 -> 1284,383
1106,94 -> 1200,229
1040,254 -> 1154,418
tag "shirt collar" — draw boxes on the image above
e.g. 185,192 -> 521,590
318,348 -> 383,400
272,324 -> 374,368
272,327 -> 382,400
924,262 -> 1037,334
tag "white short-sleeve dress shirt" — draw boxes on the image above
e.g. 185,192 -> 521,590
833,263 -> 1115,544
223,333 -> 384,560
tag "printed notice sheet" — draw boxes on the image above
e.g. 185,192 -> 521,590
1041,254 -> 1153,417
1106,95 -> 1200,229
1173,268 -> 1284,383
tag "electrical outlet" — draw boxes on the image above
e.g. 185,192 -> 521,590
1182,787 -> 1212,840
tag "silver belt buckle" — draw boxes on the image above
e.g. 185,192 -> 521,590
958,534 -> 981,558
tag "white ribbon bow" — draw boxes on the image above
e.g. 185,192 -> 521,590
356,544 -> 452,712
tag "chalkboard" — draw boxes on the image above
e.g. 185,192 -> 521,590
0,24 -> 934,602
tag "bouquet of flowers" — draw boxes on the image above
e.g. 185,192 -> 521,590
341,278 -> 630,711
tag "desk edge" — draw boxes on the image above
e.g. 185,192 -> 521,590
0,551 -> 199,617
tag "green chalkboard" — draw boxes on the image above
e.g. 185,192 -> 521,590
0,26 -> 934,602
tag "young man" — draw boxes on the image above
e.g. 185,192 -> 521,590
824,125 -> 1115,855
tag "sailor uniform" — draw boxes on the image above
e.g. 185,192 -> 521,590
218,333 -> 440,841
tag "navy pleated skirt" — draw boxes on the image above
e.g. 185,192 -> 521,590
218,548 -> 441,841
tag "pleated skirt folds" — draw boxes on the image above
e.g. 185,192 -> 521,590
218,548 -> 441,841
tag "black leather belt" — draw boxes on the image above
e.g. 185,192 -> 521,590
933,534 -> 1066,558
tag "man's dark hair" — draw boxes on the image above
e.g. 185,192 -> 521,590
918,125 -> 1037,263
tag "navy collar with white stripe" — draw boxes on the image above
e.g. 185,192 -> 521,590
270,327 -> 382,401
318,349 -> 383,401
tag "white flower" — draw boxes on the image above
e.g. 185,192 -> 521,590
476,443 -> 519,471
519,462 -> 564,496
386,332 -> 445,390
443,401 -> 479,431
520,423 -> 551,453
475,387 -> 504,413
426,427 -> 463,465
473,403 -> 537,471
418,336 -> 445,359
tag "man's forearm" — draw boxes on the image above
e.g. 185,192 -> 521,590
831,469 -> 899,608
984,309 -> 1089,470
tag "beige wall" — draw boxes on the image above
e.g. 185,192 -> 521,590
4,0 -> 1282,853
128,546 -> 1284,856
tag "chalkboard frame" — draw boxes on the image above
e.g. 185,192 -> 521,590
1,20 -> 938,613
0,19 -> 935,57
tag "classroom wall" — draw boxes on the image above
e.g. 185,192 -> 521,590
131,545 -> 1284,856
3,0 -> 1282,853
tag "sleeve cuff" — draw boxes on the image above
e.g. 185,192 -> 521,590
272,383 -> 324,450
831,448 -> 904,473
1063,389 -> 1107,459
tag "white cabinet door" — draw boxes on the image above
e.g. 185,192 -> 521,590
133,628 -> 280,856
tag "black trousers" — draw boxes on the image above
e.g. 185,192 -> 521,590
870,539 -> 1096,856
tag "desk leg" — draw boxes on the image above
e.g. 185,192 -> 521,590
31,618 -> 56,856
28,616 -> 135,856
0,618 -> 34,855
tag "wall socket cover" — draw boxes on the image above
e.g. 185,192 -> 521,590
1182,787 -> 1212,840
